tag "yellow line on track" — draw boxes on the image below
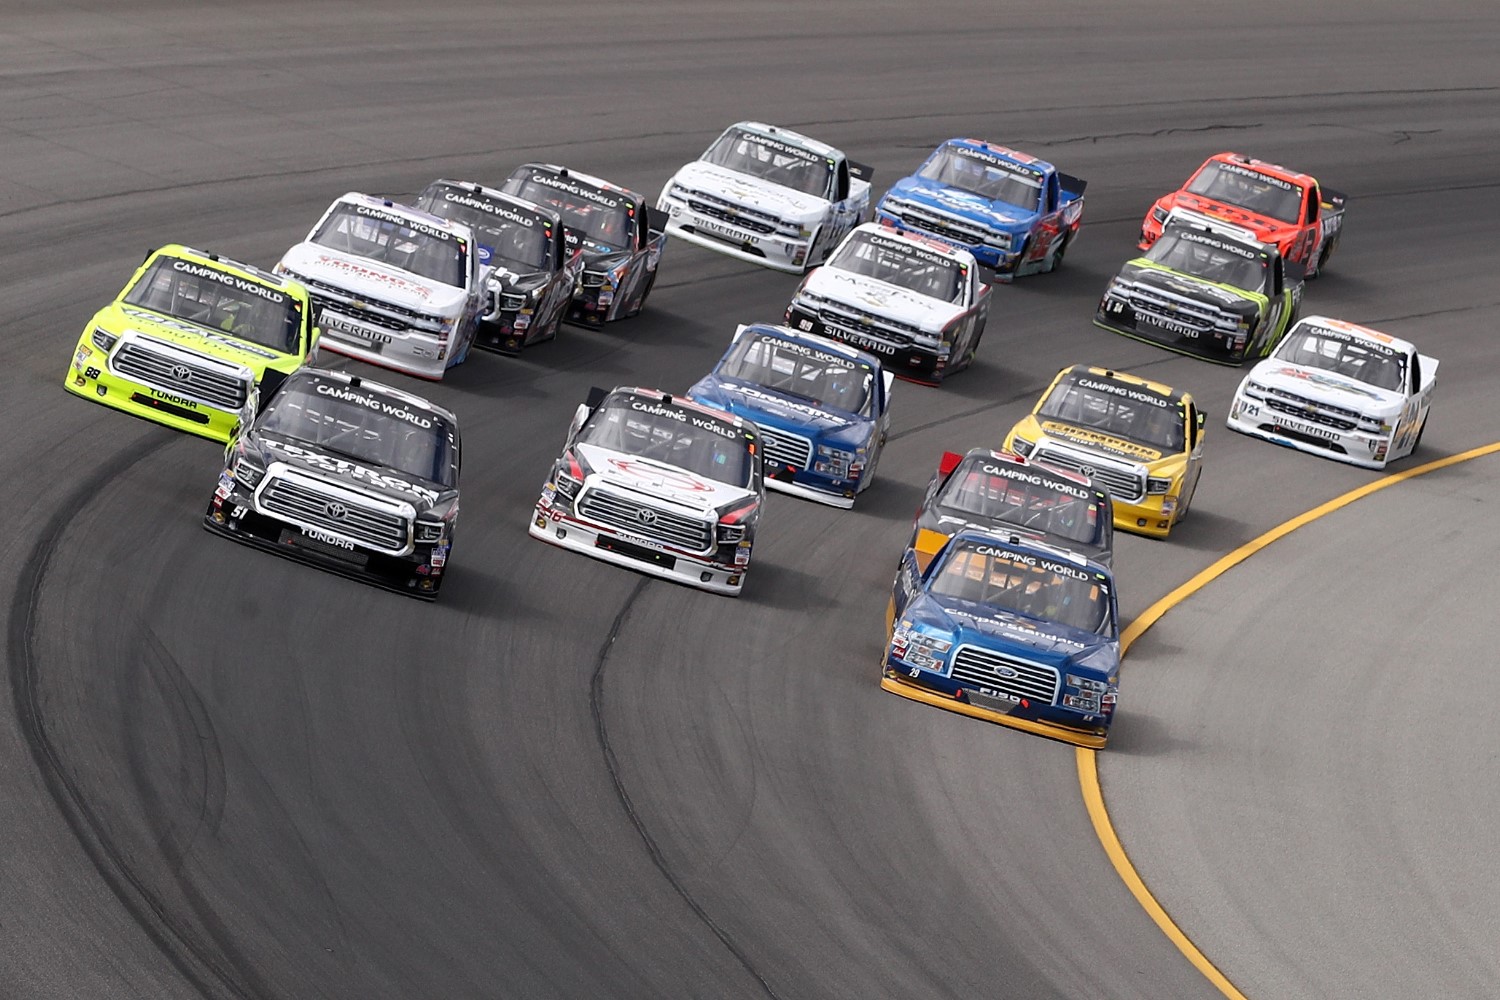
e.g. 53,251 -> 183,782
1077,441 -> 1500,1000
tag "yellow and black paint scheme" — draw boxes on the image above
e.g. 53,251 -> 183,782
64,244 -> 317,443
1004,365 -> 1205,540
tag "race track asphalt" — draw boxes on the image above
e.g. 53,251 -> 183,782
2,2 -> 1498,998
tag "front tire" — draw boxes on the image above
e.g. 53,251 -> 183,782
1045,232 -> 1071,273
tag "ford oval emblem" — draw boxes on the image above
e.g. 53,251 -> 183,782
996,666 -> 1018,678
324,502 -> 348,520
171,364 -> 192,382
636,508 -> 657,526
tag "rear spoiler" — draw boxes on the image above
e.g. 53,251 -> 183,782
645,206 -> 670,233
847,160 -> 875,182
1320,188 -> 1347,211
1058,172 -> 1087,196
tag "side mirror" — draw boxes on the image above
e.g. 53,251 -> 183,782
1197,410 -> 1207,429
308,326 -> 321,362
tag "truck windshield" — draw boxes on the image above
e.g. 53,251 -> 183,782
1185,161 -> 1303,223
416,185 -> 554,271
505,173 -> 636,252
1276,325 -> 1407,392
578,397 -> 754,488
718,330 -> 874,416
1145,227 -> 1267,292
937,458 -> 1106,549
123,256 -> 303,354
259,378 -> 457,486
1038,373 -> 1185,453
930,543 -> 1113,635
310,204 -> 467,287
828,230 -> 965,303
918,144 -> 1043,211
701,127 -> 834,198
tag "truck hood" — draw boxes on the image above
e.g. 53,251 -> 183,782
687,375 -> 867,441
804,266 -> 967,332
280,243 -> 466,315
908,593 -> 1115,670
1246,362 -> 1405,413
484,262 -> 551,296
673,161 -> 828,222
576,442 -> 755,513
250,432 -> 448,508
1037,423 -> 1162,463
112,305 -> 290,367
889,175 -> 1036,233
1117,260 -> 1264,310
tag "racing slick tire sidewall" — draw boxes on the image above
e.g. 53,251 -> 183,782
1045,232 -> 1069,273
1176,467 -> 1202,524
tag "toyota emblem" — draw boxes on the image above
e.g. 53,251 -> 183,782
324,502 -> 348,520
171,364 -> 192,382
636,508 -> 658,526
1080,466 -> 1096,477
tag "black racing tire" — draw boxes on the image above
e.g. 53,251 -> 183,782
1046,232 -> 1070,273
1311,235 -> 1337,278
628,268 -> 657,318
1176,468 -> 1202,524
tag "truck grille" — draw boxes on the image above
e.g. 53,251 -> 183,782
1262,386 -> 1366,424
817,303 -> 926,343
578,488 -> 713,552
885,202 -> 1004,249
258,472 -> 412,554
757,427 -> 813,470
1033,447 -> 1144,502
686,199 -> 777,235
112,339 -> 250,410
1120,284 -> 1236,333
300,277 -> 443,327
680,188 -> 786,230
1263,397 -> 1359,432
950,646 -> 1060,704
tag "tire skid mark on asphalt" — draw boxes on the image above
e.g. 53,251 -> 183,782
1077,439 -> 1500,1000
8,432 -> 271,1000
590,576 -> 785,999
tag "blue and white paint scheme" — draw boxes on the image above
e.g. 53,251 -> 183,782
687,323 -> 892,508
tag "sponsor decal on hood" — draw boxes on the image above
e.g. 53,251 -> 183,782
1041,422 -> 1162,462
283,244 -> 464,311
1124,262 -> 1258,305
723,382 -> 856,426
260,437 -> 442,504
897,176 -> 1033,226
118,307 -> 281,360
937,602 -> 1091,651
1262,366 -> 1395,403
575,443 -> 753,509
677,161 -> 827,218
807,269 -> 964,331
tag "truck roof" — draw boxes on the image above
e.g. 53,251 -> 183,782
948,137 -> 1058,177
1206,152 -> 1317,189
731,121 -> 842,159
